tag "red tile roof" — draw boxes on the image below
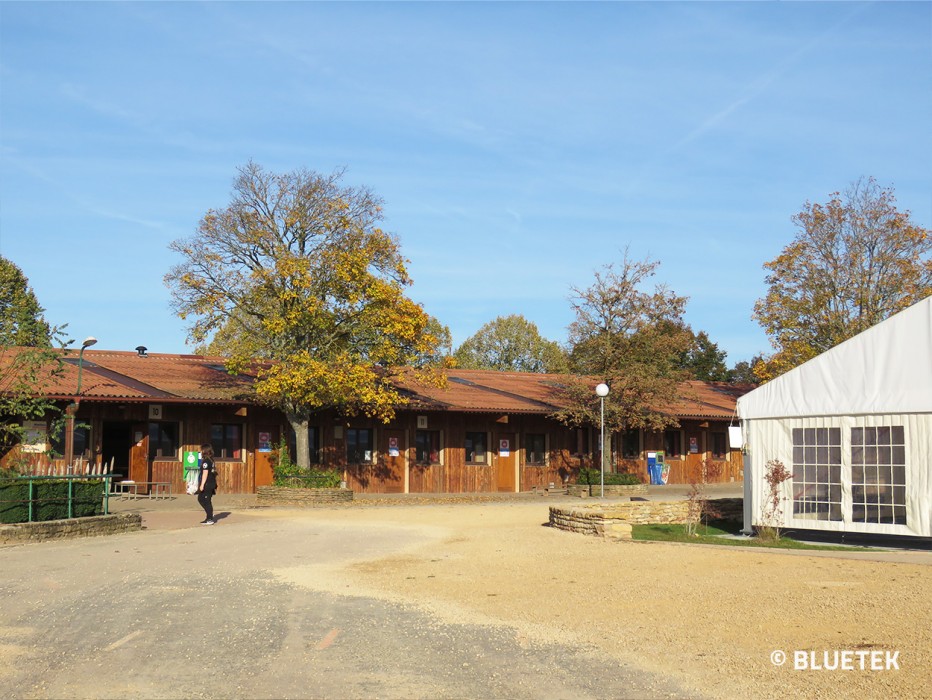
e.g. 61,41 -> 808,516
1,348 -> 750,418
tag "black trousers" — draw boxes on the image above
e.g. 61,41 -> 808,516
197,489 -> 215,520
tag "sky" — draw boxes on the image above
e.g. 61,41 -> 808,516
1,1 -> 930,366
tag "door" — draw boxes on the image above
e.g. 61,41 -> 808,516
378,429 -> 406,493
255,425 -> 279,488
496,432 -> 516,492
684,429 -> 705,483
129,423 -> 149,488
102,421 -> 133,480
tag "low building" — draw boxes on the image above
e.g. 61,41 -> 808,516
2,348 -> 748,494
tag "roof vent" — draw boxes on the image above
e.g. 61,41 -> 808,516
135,346 -> 148,358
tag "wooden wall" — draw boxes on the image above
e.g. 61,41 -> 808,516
5,402 -> 742,494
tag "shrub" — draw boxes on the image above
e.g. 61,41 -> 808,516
758,459 -> 793,541
576,469 -> 642,486
270,437 -> 342,488
0,478 -> 104,523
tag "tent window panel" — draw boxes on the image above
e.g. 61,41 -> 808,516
791,425 -> 842,522
850,425 -> 907,526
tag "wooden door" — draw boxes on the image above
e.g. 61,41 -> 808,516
378,429 -> 406,493
684,429 -> 704,483
255,425 -> 279,488
496,432 -> 516,492
129,423 -> 149,488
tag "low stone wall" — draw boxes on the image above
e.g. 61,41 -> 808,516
0,512 -> 143,545
550,498 -> 743,538
566,483 -> 649,498
256,486 -> 354,505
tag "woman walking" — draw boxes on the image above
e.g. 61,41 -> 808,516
197,444 -> 218,525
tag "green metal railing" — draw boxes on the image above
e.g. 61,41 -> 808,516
0,474 -> 116,523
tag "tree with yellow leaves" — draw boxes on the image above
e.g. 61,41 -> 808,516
165,162 -> 447,468
754,177 -> 931,382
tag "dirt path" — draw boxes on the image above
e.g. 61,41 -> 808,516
247,501 -> 931,700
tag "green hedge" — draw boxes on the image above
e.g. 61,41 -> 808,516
274,471 -> 343,489
0,480 -> 105,524
576,469 -> 643,486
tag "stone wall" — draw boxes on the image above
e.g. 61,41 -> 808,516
0,512 -> 143,545
549,498 -> 743,538
256,486 -> 354,505
566,484 -> 649,498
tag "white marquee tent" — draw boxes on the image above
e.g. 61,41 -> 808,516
738,296 -> 932,539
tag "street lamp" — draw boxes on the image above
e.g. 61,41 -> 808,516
595,382 -> 609,498
66,337 -> 97,467
76,336 -> 97,396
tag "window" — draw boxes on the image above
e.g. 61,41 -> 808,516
663,430 -> 682,459
50,424 -> 90,460
415,430 -> 441,465
465,431 -> 487,464
211,423 -> 243,460
621,429 -> 640,459
526,433 -> 546,465
574,428 -> 589,456
346,428 -> 373,464
287,426 -> 321,464
149,422 -> 180,460
851,426 -> 907,526
308,426 -> 321,464
791,427 -> 842,521
711,432 -> 727,459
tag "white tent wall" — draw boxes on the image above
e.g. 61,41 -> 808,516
742,413 -> 931,538
738,296 -> 932,540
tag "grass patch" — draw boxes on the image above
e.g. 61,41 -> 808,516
631,521 -> 866,551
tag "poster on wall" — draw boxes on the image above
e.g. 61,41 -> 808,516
388,436 -> 399,457
689,437 -> 699,454
499,439 -> 510,457
258,431 -> 272,453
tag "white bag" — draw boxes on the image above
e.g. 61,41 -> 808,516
185,470 -> 199,495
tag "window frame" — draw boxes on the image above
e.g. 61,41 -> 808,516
465,431 -> 488,465
525,433 -> 547,466
148,421 -> 181,461
346,427 -> 374,465
663,429 -> 682,459
711,432 -> 727,460
620,429 -> 640,459
415,429 -> 442,465
211,423 -> 244,461
791,426 -> 842,522
850,425 -> 907,526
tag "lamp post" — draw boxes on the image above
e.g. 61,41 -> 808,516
65,337 -> 97,467
595,382 -> 609,498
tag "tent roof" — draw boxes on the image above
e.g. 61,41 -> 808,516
738,296 -> 932,420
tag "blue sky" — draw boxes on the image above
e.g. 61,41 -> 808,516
1,1 -> 929,366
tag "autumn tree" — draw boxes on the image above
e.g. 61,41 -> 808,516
556,251 -> 692,458
453,314 -> 568,373
727,356 -> 763,385
754,177 -> 932,380
165,162 -> 446,468
0,258 -> 64,458
676,328 -> 729,381
0,256 -> 52,347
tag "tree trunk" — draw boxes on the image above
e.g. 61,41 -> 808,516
286,411 -> 311,469
602,429 -> 613,474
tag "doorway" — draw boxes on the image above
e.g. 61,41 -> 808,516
102,422 -> 133,480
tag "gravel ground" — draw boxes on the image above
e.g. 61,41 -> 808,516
241,499 -> 931,700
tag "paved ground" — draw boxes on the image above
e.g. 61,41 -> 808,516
1,495 -> 690,700
3,486 -> 930,699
